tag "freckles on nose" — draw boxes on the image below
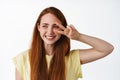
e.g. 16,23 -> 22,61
47,28 -> 54,34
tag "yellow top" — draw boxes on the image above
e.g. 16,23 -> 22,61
13,50 -> 82,80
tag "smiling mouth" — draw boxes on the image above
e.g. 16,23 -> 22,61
45,35 -> 56,40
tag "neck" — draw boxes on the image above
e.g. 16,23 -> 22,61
44,44 -> 54,56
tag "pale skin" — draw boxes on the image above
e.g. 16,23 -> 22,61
15,13 -> 114,80
56,23 -> 114,64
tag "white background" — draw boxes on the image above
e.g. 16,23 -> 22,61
0,0 -> 120,80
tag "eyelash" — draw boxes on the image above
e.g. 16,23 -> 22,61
42,25 -> 48,28
42,26 -> 59,29
54,26 -> 59,29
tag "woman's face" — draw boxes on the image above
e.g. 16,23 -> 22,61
38,13 -> 62,46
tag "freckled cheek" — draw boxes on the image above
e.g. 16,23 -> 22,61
54,29 -> 60,34
39,28 -> 46,33
54,31 -> 61,38
39,31 -> 45,37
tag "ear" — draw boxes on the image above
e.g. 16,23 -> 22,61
37,23 -> 40,31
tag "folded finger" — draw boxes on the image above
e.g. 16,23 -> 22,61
56,23 -> 66,30
57,30 -> 64,35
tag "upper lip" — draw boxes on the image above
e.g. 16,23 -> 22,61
46,35 -> 55,37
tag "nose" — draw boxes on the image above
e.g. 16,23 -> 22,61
47,27 -> 54,35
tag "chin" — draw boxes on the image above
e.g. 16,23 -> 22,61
44,41 -> 56,45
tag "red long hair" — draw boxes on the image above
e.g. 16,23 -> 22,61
29,7 -> 70,80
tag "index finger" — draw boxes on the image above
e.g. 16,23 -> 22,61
56,23 -> 66,30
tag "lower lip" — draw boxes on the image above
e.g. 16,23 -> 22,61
46,36 -> 55,40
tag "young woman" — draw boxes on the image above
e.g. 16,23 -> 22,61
13,7 -> 114,80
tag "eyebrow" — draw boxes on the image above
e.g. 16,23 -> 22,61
41,23 -> 49,25
41,23 -> 58,26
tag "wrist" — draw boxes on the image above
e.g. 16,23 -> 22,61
75,33 -> 82,41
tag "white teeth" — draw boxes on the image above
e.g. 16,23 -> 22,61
45,35 -> 55,40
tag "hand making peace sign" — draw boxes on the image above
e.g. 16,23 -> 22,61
56,23 -> 81,40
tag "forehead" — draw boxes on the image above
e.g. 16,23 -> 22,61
40,13 -> 61,24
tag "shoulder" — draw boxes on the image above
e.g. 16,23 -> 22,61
14,50 -> 29,58
66,49 -> 80,59
70,49 -> 80,55
65,49 -> 81,65
65,49 -> 82,78
13,50 -> 29,65
12,50 -> 29,78
66,49 -> 80,60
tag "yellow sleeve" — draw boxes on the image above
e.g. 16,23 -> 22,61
71,49 -> 82,78
66,49 -> 83,78
12,51 -> 26,78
